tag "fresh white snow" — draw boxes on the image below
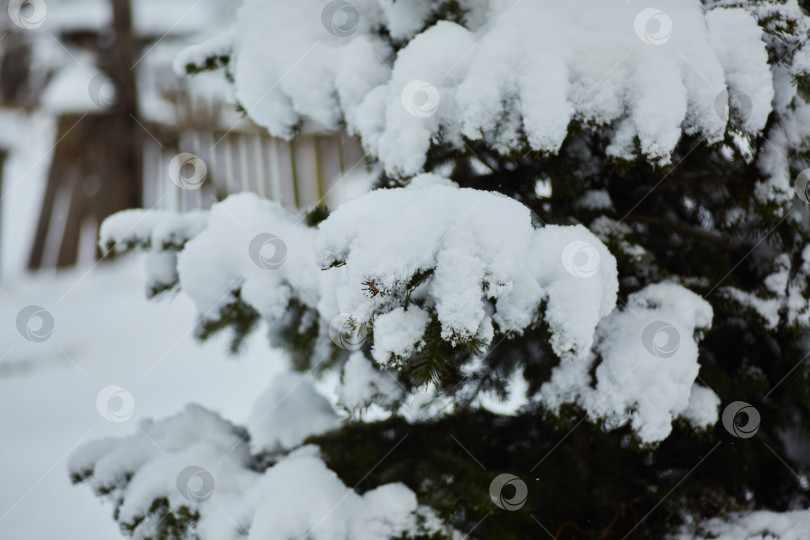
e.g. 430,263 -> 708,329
0,256 -> 284,539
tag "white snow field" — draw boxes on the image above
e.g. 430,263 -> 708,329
0,255 -> 285,539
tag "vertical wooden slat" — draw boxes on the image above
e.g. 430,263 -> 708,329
177,132 -> 187,212
238,134 -> 250,192
206,130 -> 219,203
316,136 -> 343,207
313,136 -> 324,203
268,137 -> 282,202
223,135 -> 236,194
289,139 -> 300,208
43,181 -> 73,268
157,146 -> 166,210
142,140 -> 155,208
337,133 -> 345,176
253,135 -> 266,198
192,130 -> 203,210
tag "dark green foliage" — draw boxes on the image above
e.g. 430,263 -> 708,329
102,235 -> 193,261
406,318 -> 456,386
121,498 -> 201,540
183,54 -> 229,76
309,410 -> 778,540
271,298 -> 339,373
147,280 -> 179,299
305,204 -> 331,227
195,291 -> 260,355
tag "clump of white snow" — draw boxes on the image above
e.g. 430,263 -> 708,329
68,404 -> 258,531
70,403 -> 449,540
223,0 -> 775,175
247,372 -> 340,451
371,306 -> 430,364
176,193 -> 319,319
317,175 -> 618,356
173,26 -> 236,75
100,209 -> 208,252
541,282 -> 718,443
337,352 -> 404,410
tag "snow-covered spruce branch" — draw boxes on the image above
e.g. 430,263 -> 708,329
100,210 -> 209,297
100,175 -> 717,444
69,402 -> 456,539
176,0 -> 810,210
83,176 -> 721,539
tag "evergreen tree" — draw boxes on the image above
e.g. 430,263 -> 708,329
72,1 -> 810,538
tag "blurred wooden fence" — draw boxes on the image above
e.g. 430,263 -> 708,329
142,126 -> 365,212
27,114 -> 366,269
3,0 -> 369,271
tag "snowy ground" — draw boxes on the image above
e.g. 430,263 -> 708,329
0,254 -> 285,539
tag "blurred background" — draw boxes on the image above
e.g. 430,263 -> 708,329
0,0 -> 366,275
0,0 -> 367,538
